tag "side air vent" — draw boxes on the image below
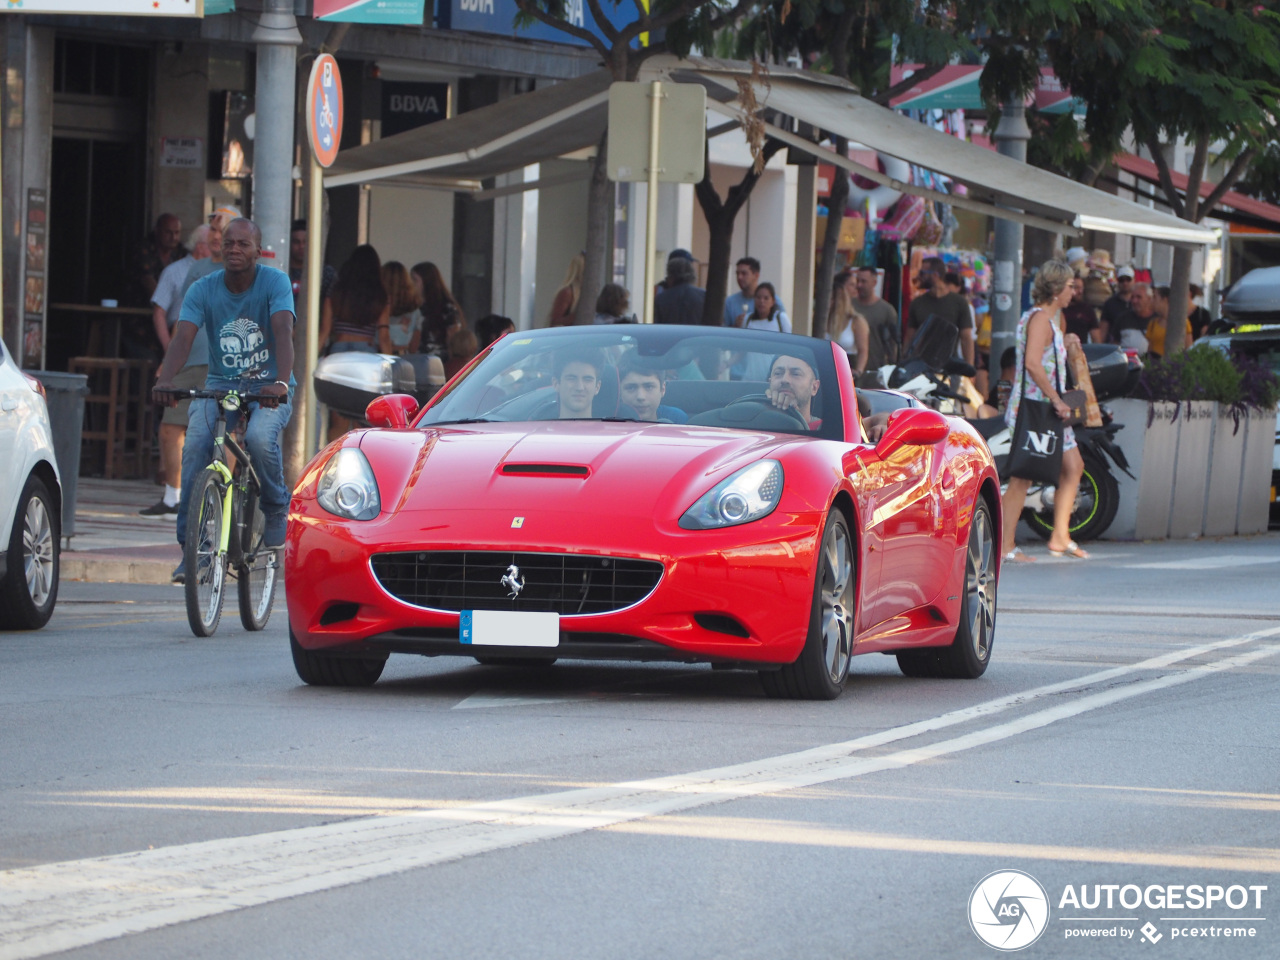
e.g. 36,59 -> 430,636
694,613 -> 751,638
500,463 -> 590,477
319,602 -> 360,626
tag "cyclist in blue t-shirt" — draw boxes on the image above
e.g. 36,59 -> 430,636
154,218 -> 295,584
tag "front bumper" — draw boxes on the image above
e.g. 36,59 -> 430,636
284,499 -> 823,665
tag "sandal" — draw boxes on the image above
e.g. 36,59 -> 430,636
1047,540 -> 1091,559
1003,547 -> 1036,563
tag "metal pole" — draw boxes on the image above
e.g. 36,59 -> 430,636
642,80 -> 663,324
250,1 -> 301,268
990,101 -> 1031,369
304,157 -> 323,459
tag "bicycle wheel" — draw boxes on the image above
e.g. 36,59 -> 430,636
237,503 -> 278,631
185,467 -> 228,637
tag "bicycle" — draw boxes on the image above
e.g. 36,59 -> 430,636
177,388 -> 282,637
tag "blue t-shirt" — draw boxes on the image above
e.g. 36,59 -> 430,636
179,266 -> 296,388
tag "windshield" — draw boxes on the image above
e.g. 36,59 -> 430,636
418,325 -> 845,440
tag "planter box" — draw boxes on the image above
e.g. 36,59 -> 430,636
1238,405 -> 1278,535
1168,401 -> 1215,538
1203,405 -> 1247,537
1134,401 -> 1180,540
1104,400 -> 1276,540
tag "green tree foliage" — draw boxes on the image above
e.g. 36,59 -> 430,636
515,1 -> 762,323
1039,1 -> 1280,354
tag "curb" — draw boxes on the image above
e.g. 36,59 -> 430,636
61,556 -> 177,586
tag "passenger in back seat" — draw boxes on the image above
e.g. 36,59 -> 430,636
619,354 -> 688,423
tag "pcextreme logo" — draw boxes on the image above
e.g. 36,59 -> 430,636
970,870 -> 1051,951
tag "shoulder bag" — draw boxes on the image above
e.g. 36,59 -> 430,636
1007,321 -> 1065,485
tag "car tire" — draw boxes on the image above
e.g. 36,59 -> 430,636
897,497 -> 996,679
0,474 -> 60,630
760,509 -> 854,700
290,629 -> 386,687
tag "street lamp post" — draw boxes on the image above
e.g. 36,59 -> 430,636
990,102 -> 1031,370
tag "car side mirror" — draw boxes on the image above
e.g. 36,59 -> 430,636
365,394 -> 419,429
874,407 -> 948,456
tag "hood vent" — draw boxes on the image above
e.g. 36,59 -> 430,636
500,463 -> 590,477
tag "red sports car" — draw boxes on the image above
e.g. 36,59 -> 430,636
286,324 -> 1000,700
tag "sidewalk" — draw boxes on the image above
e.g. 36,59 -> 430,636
61,479 -> 182,585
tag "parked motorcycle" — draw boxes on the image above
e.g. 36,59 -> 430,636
872,317 -> 1138,542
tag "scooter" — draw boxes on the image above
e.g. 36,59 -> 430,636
873,317 -> 1138,542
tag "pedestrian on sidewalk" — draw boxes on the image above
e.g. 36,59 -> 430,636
654,251 -> 705,326
852,266 -> 901,372
826,273 -> 869,374
141,224 -> 212,518
722,257 -> 785,327
1001,259 -> 1089,563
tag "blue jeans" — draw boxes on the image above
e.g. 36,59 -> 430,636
176,395 -> 293,546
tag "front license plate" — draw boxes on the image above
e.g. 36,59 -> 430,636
460,610 -> 559,648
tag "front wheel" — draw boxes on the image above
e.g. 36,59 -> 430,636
898,497 -> 996,679
1023,452 -> 1119,543
760,509 -> 855,700
185,468 -> 227,637
290,630 -> 386,687
237,505 -> 278,632
0,474 -> 60,630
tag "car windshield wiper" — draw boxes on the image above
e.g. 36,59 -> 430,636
430,417 -> 500,426
597,416 -> 644,423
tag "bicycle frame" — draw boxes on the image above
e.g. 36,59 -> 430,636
204,393 -> 265,562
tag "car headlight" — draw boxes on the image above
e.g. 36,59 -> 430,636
679,460 -> 783,530
317,448 -> 381,521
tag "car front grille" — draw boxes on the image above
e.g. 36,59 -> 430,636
370,551 -> 664,616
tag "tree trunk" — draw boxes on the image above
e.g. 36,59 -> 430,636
576,129 -> 613,325
702,209 -> 734,325
813,136 -> 850,335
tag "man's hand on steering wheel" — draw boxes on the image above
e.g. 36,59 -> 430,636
758,389 -> 810,429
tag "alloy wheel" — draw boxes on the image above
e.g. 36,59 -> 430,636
820,523 -> 854,684
967,507 -> 996,662
22,497 -> 54,608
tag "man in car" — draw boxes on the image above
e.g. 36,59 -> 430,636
551,349 -> 605,419
765,354 -> 823,429
618,355 -> 687,423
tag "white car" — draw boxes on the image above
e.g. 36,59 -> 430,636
0,337 -> 61,629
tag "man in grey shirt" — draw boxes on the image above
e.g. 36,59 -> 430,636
141,225 -> 213,518
853,266 -> 901,371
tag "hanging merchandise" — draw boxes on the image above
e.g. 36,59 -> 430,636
848,152 -> 910,214
856,229 -> 881,268
879,194 -> 927,242
915,202 -> 945,246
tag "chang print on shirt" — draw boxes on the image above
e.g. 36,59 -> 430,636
218,316 -> 269,373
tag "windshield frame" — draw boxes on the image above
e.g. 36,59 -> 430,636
414,324 -> 850,441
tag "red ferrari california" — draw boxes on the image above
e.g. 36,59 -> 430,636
286,324 -> 1000,699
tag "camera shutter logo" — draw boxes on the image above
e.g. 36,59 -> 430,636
969,870 -> 1050,951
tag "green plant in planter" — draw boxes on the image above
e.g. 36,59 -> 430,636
1139,345 -> 1280,426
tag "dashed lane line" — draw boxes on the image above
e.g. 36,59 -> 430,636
2,627 -> 1278,960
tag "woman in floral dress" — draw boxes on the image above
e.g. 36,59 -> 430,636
1002,259 -> 1089,561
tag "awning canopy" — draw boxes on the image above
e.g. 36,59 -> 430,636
324,56 -> 1216,248
324,70 -> 610,189
1110,152 -> 1280,231
675,59 -> 1214,247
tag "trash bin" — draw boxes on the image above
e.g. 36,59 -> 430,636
31,371 -> 89,540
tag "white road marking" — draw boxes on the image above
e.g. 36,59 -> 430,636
453,691 -> 595,710
1126,554 -> 1280,571
2,627 -> 1278,960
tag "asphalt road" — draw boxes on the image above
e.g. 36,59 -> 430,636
2,535 -> 1279,959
